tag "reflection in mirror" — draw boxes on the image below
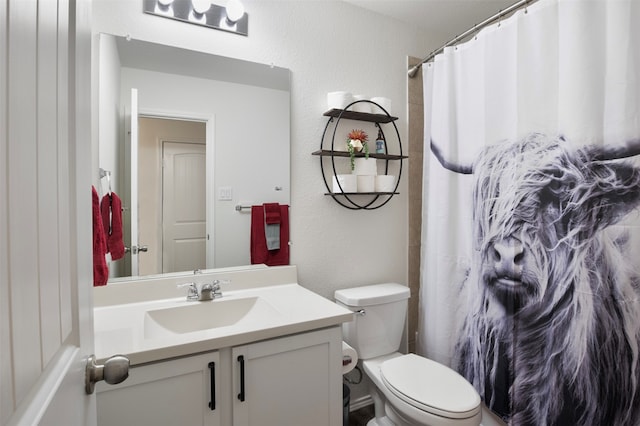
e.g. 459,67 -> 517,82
139,117 -> 207,276
97,33 -> 291,282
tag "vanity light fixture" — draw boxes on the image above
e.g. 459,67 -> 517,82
143,0 -> 248,36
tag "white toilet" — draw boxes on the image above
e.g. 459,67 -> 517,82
335,283 -> 481,426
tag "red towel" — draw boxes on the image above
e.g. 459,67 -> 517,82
250,204 -> 289,266
263,202 -> 281,224
92,186 -> 109,286
100,192 -> 125,260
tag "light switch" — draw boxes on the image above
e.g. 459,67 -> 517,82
218,186 -> 233,200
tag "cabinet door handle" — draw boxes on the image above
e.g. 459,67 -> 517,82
209,362 -> 216,411
237,355 -> 245,402
208,362 -> 216,410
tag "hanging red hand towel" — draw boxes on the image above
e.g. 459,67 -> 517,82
250,204 -> 289,266
92,186 -> 109,286
100,192 -> 125,260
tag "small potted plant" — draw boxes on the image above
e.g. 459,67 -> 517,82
347,129 -> 369,171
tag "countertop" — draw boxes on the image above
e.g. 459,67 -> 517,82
94,274 -> 353,366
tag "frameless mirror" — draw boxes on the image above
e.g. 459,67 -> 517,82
96,33 -> 291,281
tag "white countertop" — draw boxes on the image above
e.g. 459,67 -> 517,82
94,279 -> 353,366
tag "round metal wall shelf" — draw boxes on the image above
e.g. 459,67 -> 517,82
313,100 -> 407,210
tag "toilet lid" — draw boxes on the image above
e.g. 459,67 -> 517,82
380,354 -> 480,419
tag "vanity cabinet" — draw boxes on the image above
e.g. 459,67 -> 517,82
313,103 -> 408,210
232,327 -> 342,426
96,351 -> 221,426
96,327 -> 342,426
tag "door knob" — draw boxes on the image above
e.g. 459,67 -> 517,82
85,354 -> 130,394
130,245 -> 148,254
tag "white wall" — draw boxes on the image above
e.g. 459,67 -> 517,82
92,0 -> 435,406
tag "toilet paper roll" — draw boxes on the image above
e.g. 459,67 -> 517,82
375,175 -> 396,193
332,174 -> 357,193
370,96 -> 392,114
352,95 -> 371,113
342,341 -> 358,374
357,175 -> 375,193
327,91 -> 353,110
353,158 -> 377,176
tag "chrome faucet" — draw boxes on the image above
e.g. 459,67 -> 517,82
198,281 -> 223,301
177,280 -> 223,301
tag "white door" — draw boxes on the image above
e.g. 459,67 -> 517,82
162,142 -> 207,273
137,117 -> 206,276
1,0 -> 99,424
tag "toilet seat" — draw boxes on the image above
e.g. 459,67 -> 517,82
380,354 -> 481,420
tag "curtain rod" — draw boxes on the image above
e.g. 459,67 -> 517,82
408,0 -> 537,78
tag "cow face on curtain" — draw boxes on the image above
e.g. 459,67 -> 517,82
431,133 -> 640,425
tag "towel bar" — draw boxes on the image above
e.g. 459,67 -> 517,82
235,204 -> 290,212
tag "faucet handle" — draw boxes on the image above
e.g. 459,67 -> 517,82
177,282 -> 199,300
212,279 -> 231,287
210,279 -> 229,297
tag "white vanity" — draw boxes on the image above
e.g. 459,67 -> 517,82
93,265 -> 353,426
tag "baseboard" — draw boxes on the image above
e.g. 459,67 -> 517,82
349,395 -> 373,412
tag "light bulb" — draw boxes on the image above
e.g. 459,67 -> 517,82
225,0 -> 245,23
155,0 -> 175,15
192,0 -> 211,15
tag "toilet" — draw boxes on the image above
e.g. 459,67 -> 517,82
335,283 -> 481,426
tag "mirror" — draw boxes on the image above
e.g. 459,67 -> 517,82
97,33 -> 291,281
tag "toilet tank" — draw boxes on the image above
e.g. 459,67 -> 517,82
334,283 -> 410,360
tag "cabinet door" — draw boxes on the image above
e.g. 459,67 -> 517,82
232,327 -> 342,426
97,351 -> 221,426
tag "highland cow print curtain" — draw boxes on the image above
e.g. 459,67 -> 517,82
418,1 -> 640,425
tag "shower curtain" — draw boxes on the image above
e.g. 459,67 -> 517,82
418,1 -> 640,425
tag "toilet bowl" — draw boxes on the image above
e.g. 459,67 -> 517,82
364,353 -> 481,426
335,283 -> 481,426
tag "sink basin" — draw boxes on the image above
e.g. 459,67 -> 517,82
144,296 -> 280,338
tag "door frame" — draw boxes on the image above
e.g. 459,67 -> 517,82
137,109 -> 215,269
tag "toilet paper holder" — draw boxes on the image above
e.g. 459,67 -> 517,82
341,341 -> 358,375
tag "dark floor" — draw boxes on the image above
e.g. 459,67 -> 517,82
349,404 -> 375,426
